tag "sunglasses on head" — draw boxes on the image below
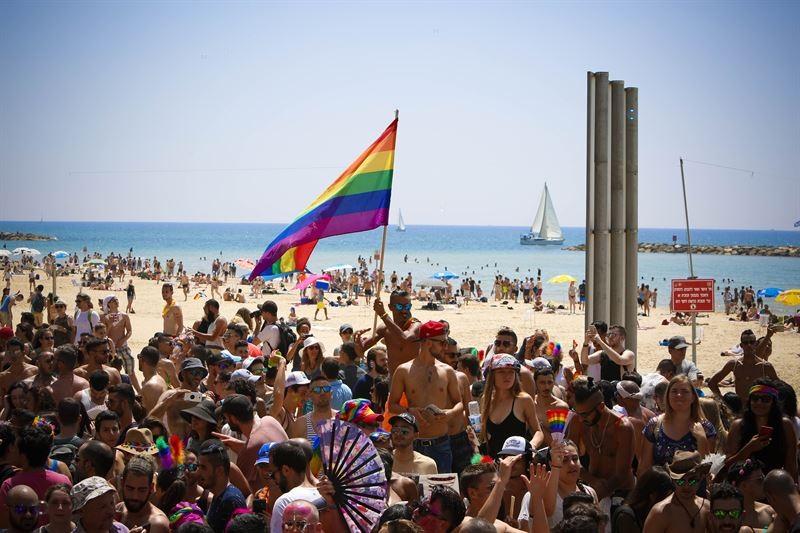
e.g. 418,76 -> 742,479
712,509 -> 742,519
392,303 -> 412,312
311,385 -> 332,394
674,477 -> 699,486
494,339 -> 512,347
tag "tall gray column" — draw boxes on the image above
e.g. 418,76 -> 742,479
585,72 -> 596,328
625,87 -> 639,355
592,72 -> 610,323
610,80 -> 626,326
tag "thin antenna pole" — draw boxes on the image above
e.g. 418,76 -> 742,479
680,157 -> 698,363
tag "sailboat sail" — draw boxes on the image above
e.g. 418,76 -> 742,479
538,185 -> 563,240
529,191 -> 547,234
397,210 -> 406,231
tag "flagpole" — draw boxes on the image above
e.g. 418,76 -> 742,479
373,109 -> 398,332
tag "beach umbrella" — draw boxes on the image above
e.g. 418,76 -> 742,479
52,251 -> 70,259
776,289 -> 800,307
234,258 -> 255,271
757,287 -> 783,298
432,271 -> 459,280
12,247 -> 40,256
294,273 -> 330,291
416,278 -> 448,289
322,264 -> 354,272
84,259 -> 106,266
548,274 -> 577,284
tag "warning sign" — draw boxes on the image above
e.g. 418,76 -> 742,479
671,279 -> 715,312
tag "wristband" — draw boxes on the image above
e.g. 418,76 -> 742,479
380,313 -> 388,319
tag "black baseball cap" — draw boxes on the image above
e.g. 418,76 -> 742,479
389,412 -> 418,431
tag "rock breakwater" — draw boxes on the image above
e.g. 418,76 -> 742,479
563,242 -> 800,257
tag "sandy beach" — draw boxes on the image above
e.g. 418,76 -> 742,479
14,273 -> 800,391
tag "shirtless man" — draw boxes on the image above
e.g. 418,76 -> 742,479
704,483 -> 756,533
614,380 -> 655,465
439,337 -> 475,475
25,350 -> 56,390
118,456 -> 170,533
103,296 -> 134,380
388,320 -> 463,473
566,377 -> 634,507
162,283 -> 183,336
490,328 -> 536,398
709,329 -> 778,404
365,290 -> 421,373
51,344 -> 89,403
149,358 -> 207,438
75,337 -> 122,386
180,273 -> 190,301
644,450 -> 710,533
532,367 -> 569,446
190,299 -> 227,351
0,338 -> 37,397
137,347 -> 168,413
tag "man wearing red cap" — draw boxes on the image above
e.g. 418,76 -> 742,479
388,320 -> 463,473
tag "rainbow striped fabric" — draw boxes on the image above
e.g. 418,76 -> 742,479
249,118 -> 397,279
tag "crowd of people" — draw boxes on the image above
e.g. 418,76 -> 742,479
0,265 -> 797,533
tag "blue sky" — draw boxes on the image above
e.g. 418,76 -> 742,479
1,1 -> 798,230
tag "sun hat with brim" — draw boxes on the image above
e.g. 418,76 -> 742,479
255,442 -> 276,465
180,400 -> 218,426
300,337 -> 325,355
179,358 -> 208,379
339,399 -> 384,425
666,450 -> 712,480
116,427 -> 159,455
71,476 -> 116,511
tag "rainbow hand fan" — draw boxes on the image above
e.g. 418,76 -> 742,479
546,408 -> 570,443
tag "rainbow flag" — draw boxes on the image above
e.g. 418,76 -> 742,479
546,408 -> 570,442
249,118 -> 397,280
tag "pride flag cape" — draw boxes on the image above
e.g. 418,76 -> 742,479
249,118 -> 397,280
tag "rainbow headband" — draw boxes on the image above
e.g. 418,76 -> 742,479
749,384 -> 779,399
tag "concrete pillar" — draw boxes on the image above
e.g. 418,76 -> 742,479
610,80 -> 626,326
592,72 -> 610,323
625,87 -> 639,355
585,72 -> 596,328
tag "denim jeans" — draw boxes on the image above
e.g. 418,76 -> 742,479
414,436 -> 452,473
449,431 -> 473,475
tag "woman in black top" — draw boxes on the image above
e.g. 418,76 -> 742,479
481,354 -> 543,457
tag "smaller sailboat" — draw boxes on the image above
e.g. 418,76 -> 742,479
520,183 -> 564,245
397,209 -> 406,232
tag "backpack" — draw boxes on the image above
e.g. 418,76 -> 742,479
275,321 -> 297,354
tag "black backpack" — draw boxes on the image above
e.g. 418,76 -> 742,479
275,321 -> 297,354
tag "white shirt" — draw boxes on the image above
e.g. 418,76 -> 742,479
74,309 -> 101,339
270,485 -> 322,532
257,323 -> 280,352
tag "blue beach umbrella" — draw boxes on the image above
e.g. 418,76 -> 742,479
432,271 -> 459,280
52,251 -> 69,259
757,287 -> 783,298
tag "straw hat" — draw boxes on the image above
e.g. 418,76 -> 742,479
666,450 -> 711,480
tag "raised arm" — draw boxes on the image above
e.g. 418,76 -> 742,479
708,359 -> 735,398
387,367 -> 407,415
269,356 -> 287,419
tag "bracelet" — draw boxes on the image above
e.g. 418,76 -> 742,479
380,313 -> 388,319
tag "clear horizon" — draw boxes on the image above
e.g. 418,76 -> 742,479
1,2 -> 798,230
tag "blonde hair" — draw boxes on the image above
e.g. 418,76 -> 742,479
480,367 -> 521,443
699,397 -> 727,452
664,374 -> 706,423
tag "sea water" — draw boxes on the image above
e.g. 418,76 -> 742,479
2,221 -> 799,313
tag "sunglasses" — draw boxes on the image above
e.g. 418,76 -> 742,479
751,395 -> 774,404
712,509 -> 742,519
494,339 -> 512,347
180,463 -> 199,472
216,362 -> 232,370
674,477 -> 700,486
13,504 -> 39,515
392,303 -> 412,312
187,368 -> 206,377
311,385 -> 332,394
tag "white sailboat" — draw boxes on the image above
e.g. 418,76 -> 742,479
397,209 -> 406,232
520,183 -> 564,245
